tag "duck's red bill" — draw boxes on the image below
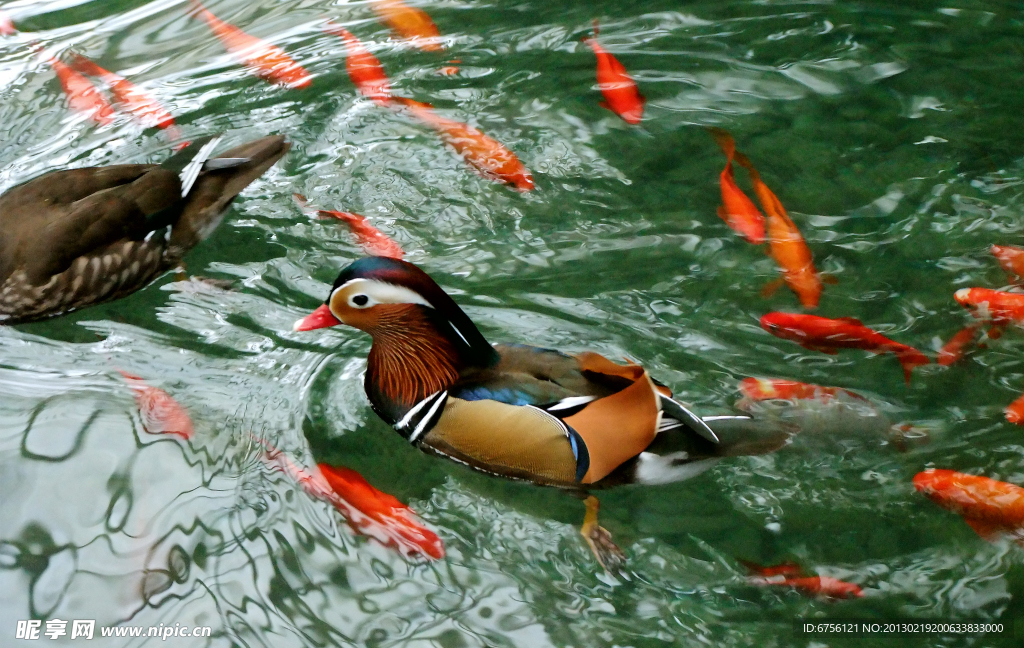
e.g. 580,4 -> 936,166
294,304 -> 341,331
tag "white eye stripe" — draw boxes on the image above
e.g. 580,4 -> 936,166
332,278 -> 434,309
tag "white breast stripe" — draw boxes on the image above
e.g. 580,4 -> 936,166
547,395 -> 598,411
395,390 -> 439,430
409,390 -> 447,443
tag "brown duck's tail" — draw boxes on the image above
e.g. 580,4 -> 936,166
169,135 -> 290,252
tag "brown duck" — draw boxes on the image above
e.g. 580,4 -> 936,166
294,257 -> 791,568
0,135 -> 289,324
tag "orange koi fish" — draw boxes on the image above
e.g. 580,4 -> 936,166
739,377 -> 865,403
991,245 -> 1024,282
188,0 -> 312,90
708,128 -> 765,244
0,10 -> 15,35
937,323 -> 983,366
323,22 -> 391,105
734,151 -> 821,308
67,52 -> 179,136
319,464 -> 445,560
914,469 -> 1024,540
391,97 -> 535,191
256,439 -> 337,502
369,0 -> 443,52
118,370 -> 194,440
1006,392 -> 1024,425
581,21 -> 644,125
760,312 -> 929,384
955,287 -> 1024,326
44,54 -> 115,126
293,194 -> 404,259
742,560 -> 863,599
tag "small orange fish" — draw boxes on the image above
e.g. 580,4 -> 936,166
1006,392 -> 1024,425
734,151 -> 821,308
914,469 -> 1024,540
581,21 -> 644,125
937,323 -> 983,366
323,23 -> 391,105
118,370 -> 194,440
742,560 -> 863,599
739,377 -> 864,403
67,52 -> 179,135
437,59 -> 460,76
319,464 -> 445,560
991,245 -> 1024,282
954,287 -> 1024,326
760,312 -> 929,384
293,194 -> 404,259
44,54 -> 115,126
391,97 -> 535,191
708,128 -> 765,244
369,0 -> 443,52
0,10 -> 15,36
188,0 -> 312,90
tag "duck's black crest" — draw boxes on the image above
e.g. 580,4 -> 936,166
332,257 -> 500,369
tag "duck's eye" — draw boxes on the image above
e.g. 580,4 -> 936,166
350,294 -> 370,307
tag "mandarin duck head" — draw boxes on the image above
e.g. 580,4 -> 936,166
294,257 -> 500,424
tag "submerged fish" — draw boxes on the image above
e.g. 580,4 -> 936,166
323,23 -> 392,105
914,469 -> 1024,541
954,288 -> 1024,326
118,370 -> 194,440
369,0 -> 443,52
937,323 -> 983,366
733,151 -> 821,308
1006,392 -> 1024,425
708,128 -> 765,244
67,52 -> 178,135
739,377 -> 865,403
0,10 -> 16,35
760,312 -> 929,384
38,50 -> 115,125
581,21 -> 645,125
188,0 -> 312,89
293,193 -> 404,259
391,96 -> 534,191
742,560 -> 863,599
991,245 -> 1024,282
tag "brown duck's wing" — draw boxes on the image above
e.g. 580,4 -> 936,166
168,135 -> 290,254
419,396 -> 581,486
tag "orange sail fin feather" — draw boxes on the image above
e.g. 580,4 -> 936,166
390,96 -> 535,191
293,194 -> 404,259
708,128 -> 765,243
369,0 -> 443,52
760,313 -> 929,384
733,151 -> 822,309
188,0 -> 311,89
582,21 -> 645,125
118,370 -> 195,441
323,22 -> 392,105
915,470 -> 1024,541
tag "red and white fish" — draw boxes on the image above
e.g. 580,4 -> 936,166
741,560 -> 864,599
323,22 -> 391,105
293,193 -> 404,259
709,128 -> 765,244
369,0 -> 443,52
118,370 -> 194,441
319,463 -> 445,560
0,10 -> 16,36
581,21 -> 644,125
188,0 -> 312,90
734,151 -> 822,308
991,245 -> 1024,282
1006,392 -> 1024,425
760,312 -> 929,384
739,377 -> 864,403
67,52 -> 179,137
937,323 -> 983,366
954,287 -> 1024,326
914,469 -> 1024,541
35,47 -> 115,126
391,97 -> 535,191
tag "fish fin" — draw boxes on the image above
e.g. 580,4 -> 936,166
592,19 -> 600,37
897,349 -> 929,385
988,326 -> 1003,340
822,274 -> 839,285
804,344 -> 839,355
707,127 -> 735,159
965,518 -> 1003,540
761,277 -> 785,298
599,100 -> 611,110
836,317 -> 864,325
717,206 -> 726,220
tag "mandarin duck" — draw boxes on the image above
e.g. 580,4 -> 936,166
0,135 -> 289,324
294,257 -> 792,569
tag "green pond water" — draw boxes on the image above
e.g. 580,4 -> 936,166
2,0 -> 1024,646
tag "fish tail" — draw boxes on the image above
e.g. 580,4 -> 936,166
708,127 -> 735,161
66,51 -> 107,78
896,348 -> 929,384
185,0 -> 204,19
